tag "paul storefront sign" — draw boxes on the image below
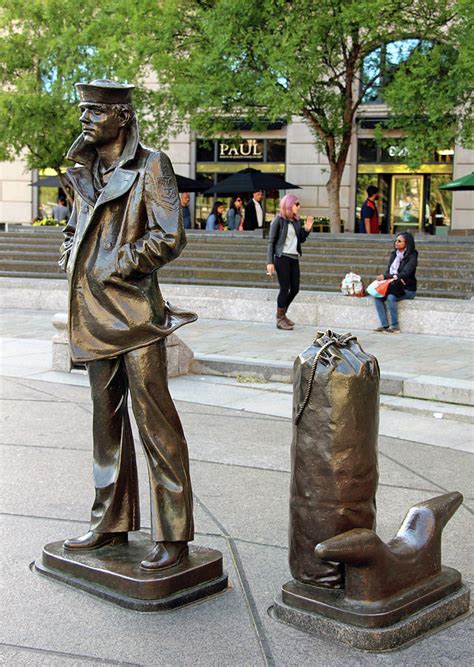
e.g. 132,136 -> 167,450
218,139 -> 263,160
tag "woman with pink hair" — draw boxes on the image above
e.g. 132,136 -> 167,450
266,194 -> 313,330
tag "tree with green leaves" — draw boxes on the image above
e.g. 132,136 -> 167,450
150,0 -> 472,231
379,0 -> 473,168
0,0 -> 165,199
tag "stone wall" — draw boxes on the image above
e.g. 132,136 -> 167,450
451,146 -> 474,232
0,158 -> 32,224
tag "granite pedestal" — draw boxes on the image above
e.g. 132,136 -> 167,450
270,577 -> 470,652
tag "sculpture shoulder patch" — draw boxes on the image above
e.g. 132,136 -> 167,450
144,151 -> 179,210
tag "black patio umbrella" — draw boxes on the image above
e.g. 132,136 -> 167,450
175,174 -> 211,193
31,173 -> 209,193
203,167 -> 300,195
30,175 -> 61,187
438,172 -> 474,191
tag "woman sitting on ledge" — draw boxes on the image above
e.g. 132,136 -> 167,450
373,232 -> 418,334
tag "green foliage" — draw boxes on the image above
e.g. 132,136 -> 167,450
0,0 -> 169,172
149,0 -> 468,229
377,0 -> 474,167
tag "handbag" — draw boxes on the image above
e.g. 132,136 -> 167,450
340,272 -> 365,297
366,278 -> 394,298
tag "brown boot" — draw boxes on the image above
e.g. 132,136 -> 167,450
276,308 -> 293,330
284,309 -> 295,327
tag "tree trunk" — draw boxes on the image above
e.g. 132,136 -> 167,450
326,172 -> 342,234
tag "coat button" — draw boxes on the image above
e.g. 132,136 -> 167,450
81,204 -> 88,213
104,241 -> 112,250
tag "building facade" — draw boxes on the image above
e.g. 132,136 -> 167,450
1,114 -> 473,233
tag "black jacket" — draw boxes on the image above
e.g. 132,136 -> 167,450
383,248 -> 418,291
267,216 -> 310,263
243,199 -> 263,230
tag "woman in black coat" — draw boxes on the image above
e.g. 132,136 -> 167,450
373,232 -> 418,333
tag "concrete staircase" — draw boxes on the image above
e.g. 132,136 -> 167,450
0,228 -> 473,299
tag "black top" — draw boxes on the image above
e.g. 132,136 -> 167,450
383,241 -> 418,292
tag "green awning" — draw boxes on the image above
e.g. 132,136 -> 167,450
438,172 -> 474,191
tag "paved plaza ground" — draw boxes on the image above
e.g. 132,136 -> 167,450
0,308 -> 473,666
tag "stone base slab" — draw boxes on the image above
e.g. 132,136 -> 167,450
34,531 -> 228,611
270,585 -> 470,652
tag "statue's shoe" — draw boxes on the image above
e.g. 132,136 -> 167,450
140,541 -> 189,571
63,531 -> 128,551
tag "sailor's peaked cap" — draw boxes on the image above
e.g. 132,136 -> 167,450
76,79 -> 135,105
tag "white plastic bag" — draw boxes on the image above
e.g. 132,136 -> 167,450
340,272 -> 365,297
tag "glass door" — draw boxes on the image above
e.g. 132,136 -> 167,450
390,176 -> 424,233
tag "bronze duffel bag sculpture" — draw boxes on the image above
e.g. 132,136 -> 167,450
289,330 -> 379,588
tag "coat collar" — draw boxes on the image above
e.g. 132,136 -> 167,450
66,118 -> 140,207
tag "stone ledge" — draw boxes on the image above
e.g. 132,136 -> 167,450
192,356 -> 472,406
1,279 -> 472,338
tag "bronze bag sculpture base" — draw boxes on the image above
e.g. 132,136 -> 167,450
271,331 -> 470,651
34,531 -> 228,611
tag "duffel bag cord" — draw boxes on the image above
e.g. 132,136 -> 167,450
294,330 -> 356,425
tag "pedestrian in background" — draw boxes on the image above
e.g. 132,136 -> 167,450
243,189 -> 264,230
266,194 -> 313,330
52,196 -> 69,222
373,232 -> 418,334
360,185 -> 380,234
205,201 -> 226,230
180,192 -> 191,229
227,196 -> 244,231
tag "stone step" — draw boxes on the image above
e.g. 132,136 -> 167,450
0,250 -> 469,280
1,245 -> 472,272
1,229 -> 474,252
0,270 -> 468,299
0,257 -> 468,290
0,231 -> 472,299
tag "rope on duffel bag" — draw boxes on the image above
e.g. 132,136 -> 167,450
294,330 -> 356,425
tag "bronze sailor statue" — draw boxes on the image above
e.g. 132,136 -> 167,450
59,79 -> 197,571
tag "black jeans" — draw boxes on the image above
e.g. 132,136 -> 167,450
275,255 -> 300,309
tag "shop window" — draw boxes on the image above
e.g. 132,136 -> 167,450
196,140 -> 215,162
266,139 -> 286,163
428,175 -> 452,228
358,139 -> 378,163
434,149 -> 454,164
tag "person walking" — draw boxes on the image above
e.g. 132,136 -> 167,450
205,200 -> 226,230
266,194 -> 313,330
373,232 -> 418,334
226,196 -> 243,231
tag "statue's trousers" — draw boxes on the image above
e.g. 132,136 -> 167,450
87,340 -> 194,542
